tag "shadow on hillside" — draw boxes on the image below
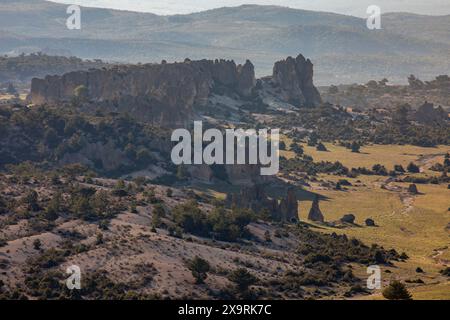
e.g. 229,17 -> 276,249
191,176 -> 329,202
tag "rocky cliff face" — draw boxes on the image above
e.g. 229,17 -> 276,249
272,54 -> 322,107
30,54 -> 321,126
30,59 -> 256,127
226,185 -> 299,222
188,164 -> 264,186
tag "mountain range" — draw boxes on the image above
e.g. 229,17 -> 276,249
0,0 -> 449,84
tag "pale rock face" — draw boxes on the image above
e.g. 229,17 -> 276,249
237,60 -> 256,97
30,54 -> 321,126
30,59 -> 257,127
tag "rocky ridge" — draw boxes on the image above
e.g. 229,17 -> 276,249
30,54 -> 321,127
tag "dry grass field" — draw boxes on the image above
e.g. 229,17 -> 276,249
294,143 -> 450,299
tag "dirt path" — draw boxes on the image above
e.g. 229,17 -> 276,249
415,153 -> 447,171
380,179 -> 415,216
431,247 -> 449,266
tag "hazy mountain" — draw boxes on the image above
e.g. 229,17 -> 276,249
47,0 -> 450,17
0,0 -> 449,84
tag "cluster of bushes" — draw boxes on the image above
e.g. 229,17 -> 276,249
0,105 -> 170,176
280,156 -> 350,176
371,105 -> 449,147
273,104 -> 449,148
295,227 -> 404,266
403,175 -> 450,185
68,186 -> 120,222
172,201 -> 255,242
430,153 -> 450,172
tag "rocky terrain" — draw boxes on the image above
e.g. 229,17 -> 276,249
2,1 -> 450,84
0,168 -> 405,300
320,75 -> 450,112
0,42 -> 449,299
30,54 -> 321,127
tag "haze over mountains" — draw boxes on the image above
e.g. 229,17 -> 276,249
47,0 -> 450,17
0,0 -> 449,84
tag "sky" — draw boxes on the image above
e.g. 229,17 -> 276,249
48,0 -> 450,17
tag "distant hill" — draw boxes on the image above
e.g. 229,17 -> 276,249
0,54 -> 109,91
0,1 -> 449,85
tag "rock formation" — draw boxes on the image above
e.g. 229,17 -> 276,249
307,195 -> 324,222
30,59 -> 256,127
226,185 -> 299,222
413,102 -> 448,125
188,164 -> 263,186
278,188 -> 299,222
30,54 -> 321,126
237,60 -> 256,97
272,54 -> 322,107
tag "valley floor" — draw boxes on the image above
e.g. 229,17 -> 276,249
295,143 -> 450,299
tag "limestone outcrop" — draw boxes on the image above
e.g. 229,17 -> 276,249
30,59 -> 256,127
226,185 -> 299,222
188,164 -> 262,185
272,54 -> 322,107
30,54 -> 321,126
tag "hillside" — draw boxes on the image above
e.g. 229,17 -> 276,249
0,1 -> 449,84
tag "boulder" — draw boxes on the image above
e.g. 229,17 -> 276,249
341,214 -> 356,224
365,218 -> 376,227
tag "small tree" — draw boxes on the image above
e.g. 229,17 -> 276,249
316,142 -> 327,152
24,190 -> 39,212
407,162 -> 420,173
228,268 -> 257,293
72,85 -> 89,105
45,192 -> 62,221
187,256 -> 210,284
151,203 -> 165,228
33,239 -> 42,251
290,143 -> 303,155
307,133 -> 318,147
382,281 -> 412,300
130,202 -> 137,213
351,141 -> 360,153
176,165 -> 189,180
408,184 -> 419,194
264,230 -> 272,242
0,195 -> 7,214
